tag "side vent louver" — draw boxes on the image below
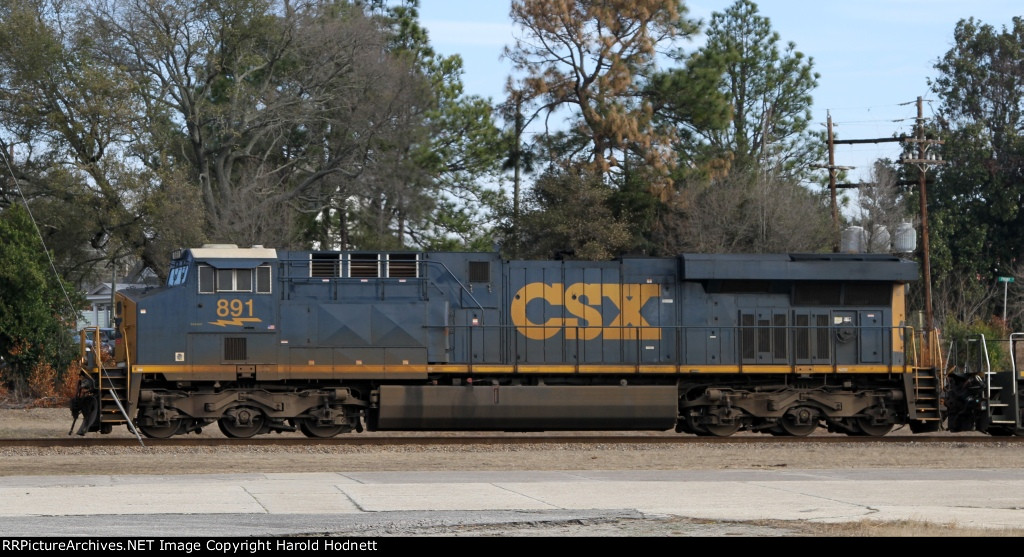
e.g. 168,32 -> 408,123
224,337 -> 247,361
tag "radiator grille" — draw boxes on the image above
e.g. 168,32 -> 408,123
224,337 -> 247,361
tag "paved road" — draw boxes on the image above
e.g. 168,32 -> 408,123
2,468 -> 1024,537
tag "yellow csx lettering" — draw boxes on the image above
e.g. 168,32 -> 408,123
510,282 -> 661,340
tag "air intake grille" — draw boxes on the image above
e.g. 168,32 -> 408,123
224,337 -> 247,361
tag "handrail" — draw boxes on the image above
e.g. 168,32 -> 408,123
447,322 -> 917,371
76,329 -> 95,382
967,334 -> 993,402
931,329 -> 946,373
1010,332 -> 1024,380
101,365 -> 145,448
274,255 -> 485,313
85,324 -> 144,446
906,326 -> 920,368
420,261 -> 485,313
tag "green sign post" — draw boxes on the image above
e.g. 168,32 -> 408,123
999,277 -> 1015,323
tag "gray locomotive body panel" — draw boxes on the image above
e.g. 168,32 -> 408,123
125,250 -> 911,372
104,247 -> 926,436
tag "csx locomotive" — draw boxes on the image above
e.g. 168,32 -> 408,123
70,245 -> 1024,438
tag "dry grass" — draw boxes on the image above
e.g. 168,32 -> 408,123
781,518 -> 1024,537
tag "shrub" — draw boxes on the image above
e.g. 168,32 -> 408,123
943,317 -> 1011,373
27,362 -> 59,406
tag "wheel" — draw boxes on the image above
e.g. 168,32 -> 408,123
779,407 -> 819,437
779,420 -> 817,436
218,407 -> 267,439
684,415 -> 710,436
854,418 -> 893,437
139,421 -> 184,439
987,426 -> 1016,437
703,422 -> 741,437
298,419 -> 349,438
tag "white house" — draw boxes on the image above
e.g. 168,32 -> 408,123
78,280 -> 152,330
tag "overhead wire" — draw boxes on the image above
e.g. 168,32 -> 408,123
0,145 -> 81,326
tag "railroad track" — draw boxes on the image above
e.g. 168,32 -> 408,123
4,434 -> 1021,448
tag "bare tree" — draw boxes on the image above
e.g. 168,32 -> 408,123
84,0 -> 435,246
661,167 -> 831,254
853,161 -> 915,254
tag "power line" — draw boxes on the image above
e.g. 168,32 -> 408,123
0,145 -> 80,326
820,98 -> 944,332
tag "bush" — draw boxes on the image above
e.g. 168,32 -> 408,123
58,361 -> 82,403
28,362 -> 58,406
0,367 -> 9,404
943,317 -> 1011,373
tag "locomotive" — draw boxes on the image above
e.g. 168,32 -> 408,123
70,245 -> 1024,438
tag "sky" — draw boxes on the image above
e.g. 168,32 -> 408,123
417,0 -> 1022,185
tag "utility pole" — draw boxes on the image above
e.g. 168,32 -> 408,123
827,113 -> 837,252
901,96 -> 945,333
817,99 -> 942,313
817,112 -> 853,252
817,113 -> 899,251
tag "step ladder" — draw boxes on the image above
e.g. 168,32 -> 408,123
97,366 -> 130,428
903,328 -> 943,432
904,365 -> 943,424
81,325 -> 144,444
967,334 -> 1021,434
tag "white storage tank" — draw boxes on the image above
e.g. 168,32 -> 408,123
893,222 -> 917,254
868,225 -> 891,253
841,226 -> 865,253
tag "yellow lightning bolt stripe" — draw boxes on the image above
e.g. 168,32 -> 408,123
208,317 -> 263,327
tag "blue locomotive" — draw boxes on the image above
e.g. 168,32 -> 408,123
69,244 -> 1022,438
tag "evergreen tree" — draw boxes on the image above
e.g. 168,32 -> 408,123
691,0 -> 823,179
0,205 -> 82,394
928,16 -> 1024,326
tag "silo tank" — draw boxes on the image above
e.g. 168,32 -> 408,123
841,226 -> 865,253
869,225 -> 891,253
893,222 -> 917,253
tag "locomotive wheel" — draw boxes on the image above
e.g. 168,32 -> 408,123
703,422 -> 741,437
779,407 -> 819,437
684,415 -> 710,436
779,420 -> 817,437
298,419 -> 349,438
139,421 -> 184,439
855,418 -> 893,437
986,426 -> 1016,437
218,407 -> 267,439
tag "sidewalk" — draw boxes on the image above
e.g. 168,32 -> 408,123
2,469 -> 1024,537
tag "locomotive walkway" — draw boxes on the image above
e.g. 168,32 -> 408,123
3,468 -> 1024,537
